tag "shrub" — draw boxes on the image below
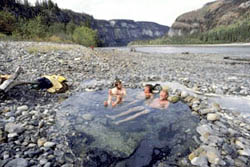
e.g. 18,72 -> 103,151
0,32 -> 7,39
73,26 -> 98,46
48,23 -> 65,35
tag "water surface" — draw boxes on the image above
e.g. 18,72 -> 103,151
102,45 -> 250,57
56,89 -> 199,166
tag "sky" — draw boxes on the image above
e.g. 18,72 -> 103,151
28,0 -> 215,26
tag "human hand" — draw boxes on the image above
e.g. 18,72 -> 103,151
104,101 -> 108,107
108,89 -> 113,95
112,101 -> 117,107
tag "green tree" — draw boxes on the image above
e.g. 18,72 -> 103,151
66,21 -> 76,35
48,23 -> 65,35
48,0 -> 54,9
14,15 -> 48,39
0,11 -> 16,35
73,26 -> 98,46
28,15 -> 48,38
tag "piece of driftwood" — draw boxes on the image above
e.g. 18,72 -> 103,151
0,66 -> 22,92
0,67 -> 40,99
0,67 -> 38,93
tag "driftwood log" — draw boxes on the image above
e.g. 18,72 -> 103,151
0,66 -> 23,93
0,67 -> 37,94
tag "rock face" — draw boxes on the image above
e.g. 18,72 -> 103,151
0,1 -> 169,46
93,20 -> 169,46
169,0 -> 250,36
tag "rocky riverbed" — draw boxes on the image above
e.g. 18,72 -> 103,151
0,41 -> 250,167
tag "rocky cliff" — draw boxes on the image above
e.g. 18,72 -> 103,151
94,19 -> 169,46
169,0 -> 250,37
0,0 -> 169,46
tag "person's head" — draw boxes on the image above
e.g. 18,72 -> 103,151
144,84 -> 153,99
115,80 -> 122,89
159,89 -> 168,101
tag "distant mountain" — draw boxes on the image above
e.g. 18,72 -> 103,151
94,19 -> 169,46
169,0 -> 250,37
0,0 -> 169,46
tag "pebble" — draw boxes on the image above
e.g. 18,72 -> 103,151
238,149 -> 250,156
44,142 -> 56,148
37,138 -> 47,147
5,158 -> 28,167
207,113 -> 220,121
17,105 -> 29,112
191,156 -> 208,167
8,132 -> 18,138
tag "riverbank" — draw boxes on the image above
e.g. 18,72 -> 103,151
0,41 -> 250,167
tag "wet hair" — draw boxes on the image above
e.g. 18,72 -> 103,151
145,84 -> 153,93
114,79 -> 122,87
161,89 -> 169,96
145,84 -> 162,94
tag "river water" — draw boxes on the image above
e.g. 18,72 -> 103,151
103,45 -> 250,57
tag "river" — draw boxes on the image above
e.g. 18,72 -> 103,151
102,45 -> 250,58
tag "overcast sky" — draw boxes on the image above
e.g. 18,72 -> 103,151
28,0 -> 215,26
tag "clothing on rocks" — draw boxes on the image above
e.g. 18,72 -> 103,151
38,75 -> 68,93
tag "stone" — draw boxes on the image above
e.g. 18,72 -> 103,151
238,149 -> 250,156
235,140 -> 245,149
202,146 -> 222,165
181,91 -> 188,98
200,108 -> 215,115
191,156 -> 208,167
44,142 -> 56,148
28,143 -> 36,148
235,158 -> 247,167
44,162 -> 52,167
228,128 -> 238,137
5,158 -> 28,167
207,113 -> 220,121
61,164 -> 74,167
7,133 -> 18,138
82,113 -> 94,121
39,158 -> 48,165
37,138 -> 47,147
212,103 -> 221,111
167,96 -> 180,103
3,107 -> 10,113
196,124 -> 214,136
188,147 -> 206,161
17,105 -> 29,112
184,96 -> 194,103
222,143 -> 235,155
0,129 -> 6,143
5,123 -> 24,134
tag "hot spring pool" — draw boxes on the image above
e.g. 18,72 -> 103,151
56,89 -> 199,166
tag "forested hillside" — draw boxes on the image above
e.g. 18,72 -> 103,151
130,0 -> 250,45
0,0 -> 169,46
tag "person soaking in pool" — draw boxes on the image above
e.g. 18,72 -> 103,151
136,84 -> 161,100
104,79 -> 126,107
106,88 -> 169,125
149,89 -> 169,109
143,84 -> 154,99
